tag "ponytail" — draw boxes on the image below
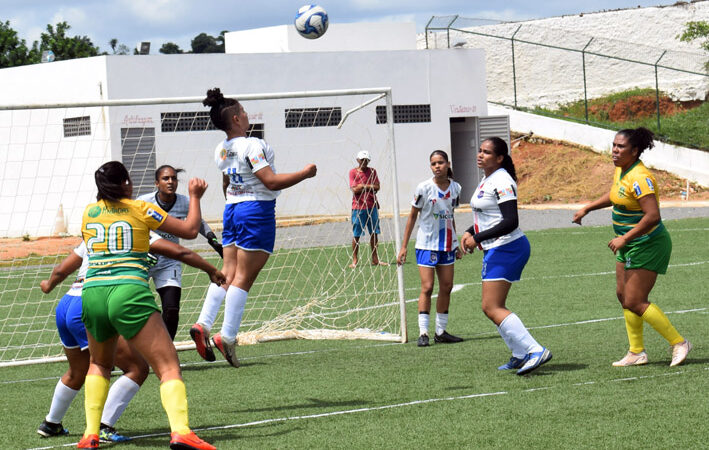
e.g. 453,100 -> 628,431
483,137 -> 517,181
617,127 -> 655,158
95,161 -> 131,201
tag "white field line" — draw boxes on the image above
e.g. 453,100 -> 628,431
25,365 -> 708,450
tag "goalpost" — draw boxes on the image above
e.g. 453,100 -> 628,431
0,88 -> 407,367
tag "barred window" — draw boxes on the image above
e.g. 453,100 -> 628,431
247,123 -> 264,139
376,104 -> 431,124
63,116 -> 91,137
161,111 -> 215,132
285,107 -> 341,128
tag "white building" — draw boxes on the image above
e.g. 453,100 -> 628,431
0,23 -> 506,237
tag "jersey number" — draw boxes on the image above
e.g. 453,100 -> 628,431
85,221 -> 133,254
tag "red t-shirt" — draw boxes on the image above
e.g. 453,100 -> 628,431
349,167 -> 380,210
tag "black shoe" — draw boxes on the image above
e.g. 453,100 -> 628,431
434,331 -> 463,343
37,420 -> 68,437
417,334 -> 430,347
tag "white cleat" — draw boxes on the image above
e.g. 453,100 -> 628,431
612,351 -> 649,367
669,340 -> 692,367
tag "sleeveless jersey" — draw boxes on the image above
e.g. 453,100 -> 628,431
609,160 -> 665,245
81,198 -> 167,288
411,178 -> 461,252
215,136 -> 279,204
470,168 -> 524,250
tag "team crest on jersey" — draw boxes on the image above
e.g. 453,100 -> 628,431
88,206 -> 101,218
477,190 -> 484,198
645,177 -> 655,191
220,148 -> 228,161
249,153 -> 266,166
147,208 -> 164,222
632,181 -> 642,197
618,187 -> 626,198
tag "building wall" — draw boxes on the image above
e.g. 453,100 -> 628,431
420,1 -> 709,107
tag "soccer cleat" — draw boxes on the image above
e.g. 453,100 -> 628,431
212,333 -> 239,368
37,419 -> 69,437
516,347 -> 553,376
190,323 -> 216,362
169,430 -> 216,450
77,434 -> 100,449
669,340 -> 692,367
498,355 -> 528,370
417,334 -> 430,347
434,331 -> 464,343
99,424 -> 131,443
612,351 -> 649,367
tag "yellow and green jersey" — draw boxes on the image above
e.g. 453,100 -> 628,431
81,198 -> 167,288
609,160 -> 665,245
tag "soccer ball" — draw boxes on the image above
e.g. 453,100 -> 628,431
294,4 -> 329,39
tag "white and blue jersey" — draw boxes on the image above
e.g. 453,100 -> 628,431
215,136 -> 279,204
411,178 -> 461,252
470,168 -> 524,250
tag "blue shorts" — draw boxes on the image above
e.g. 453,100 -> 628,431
352,208 -> 380,238
481,235 -> 530,282
416,249 -> 456,268
55,294 -> 88,350
222,200 -> 276,253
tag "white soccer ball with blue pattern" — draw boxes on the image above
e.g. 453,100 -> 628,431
294,5 -> 329,39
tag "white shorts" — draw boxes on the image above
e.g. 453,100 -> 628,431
149,264 -> 182,289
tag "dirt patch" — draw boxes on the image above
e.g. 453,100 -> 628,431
0,236 -> 81,261
588,95 -> 702,122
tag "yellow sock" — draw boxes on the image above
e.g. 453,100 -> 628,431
84,374 -> 110,437
160,379 -> 190,434
623,309 -> 644,354
641,303 -> 683,346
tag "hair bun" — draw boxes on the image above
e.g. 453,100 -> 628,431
202,87 -> 225,108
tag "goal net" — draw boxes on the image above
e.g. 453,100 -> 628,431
0,88 -> 407,367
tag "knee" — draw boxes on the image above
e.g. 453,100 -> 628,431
63,369 -> 87,388
438,280 -> 453,294
420,283 -> 434,298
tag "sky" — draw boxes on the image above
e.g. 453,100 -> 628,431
1,0 -> 677,53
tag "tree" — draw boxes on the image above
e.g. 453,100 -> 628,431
108,38 -> 131,55
191,32 -> 223,53
159,42 -> 184,54
0,20 -> 36,68
31,22 -> 100,61
678,21 -> 709,72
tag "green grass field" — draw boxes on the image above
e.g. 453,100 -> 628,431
2,218 -> 708,449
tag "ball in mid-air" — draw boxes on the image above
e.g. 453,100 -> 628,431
294,4 -> 329,39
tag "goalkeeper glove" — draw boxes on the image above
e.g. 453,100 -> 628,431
206,231 -> 224,258
146,253 -> 158,268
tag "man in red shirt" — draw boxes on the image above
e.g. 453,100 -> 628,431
349,151 -> 388,268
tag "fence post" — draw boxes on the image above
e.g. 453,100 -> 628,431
654,50 -> 667,133
582,38 -> 594,123
511,25 -> 522,108
425,16 -> 434,49
446,15 -> 459,48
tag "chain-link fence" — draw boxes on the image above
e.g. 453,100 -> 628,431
422,16 -> 709,150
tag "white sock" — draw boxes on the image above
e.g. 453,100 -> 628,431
197,283 -> 227,331
46,380 -> 79,424
221,285 -> 248,342
435,313 -> 449,336
418,312 -> 430,336
499,313 -> 543,357
100,376 -> 141,427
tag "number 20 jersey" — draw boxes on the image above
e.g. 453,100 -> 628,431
215,136 -> 280,204
81,198 -> 167,288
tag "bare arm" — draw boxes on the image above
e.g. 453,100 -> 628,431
158,178 -> 207,239
608,194 -> 661,253
254,164 -> 317,191
40,252 -> 83,293
150,239 -> 225,285
397,206 -> 420,266
572,192 -> 612,225
222,173 -> 229,199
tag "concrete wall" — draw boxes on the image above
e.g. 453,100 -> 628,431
421,2 -> 709,107
489,103 -> 709,187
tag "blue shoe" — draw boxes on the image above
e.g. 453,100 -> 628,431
516,348 -> 552,376
498,355 -> 528,370
99,424 -> 131,443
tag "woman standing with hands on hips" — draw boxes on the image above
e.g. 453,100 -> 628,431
573,127 -> 691,367
461,137 -> 551,376
190,88 -> 317,368
397,150 -> 464,347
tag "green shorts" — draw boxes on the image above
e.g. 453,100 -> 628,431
81,284 -> 160,342
616,228 -> 672,274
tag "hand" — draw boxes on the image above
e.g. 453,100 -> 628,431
461,232 -> 476,254
40,279 -> 52,294
209,269 -> 226,286
303,164 -> 317,179
572,208 -> 587,225
146,253 -> 158,267
608,236 -> 627,254
455,247 -> 463,260
206,231 -> 224,258
397,248 -> 407,266
188,178 -> 208,199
